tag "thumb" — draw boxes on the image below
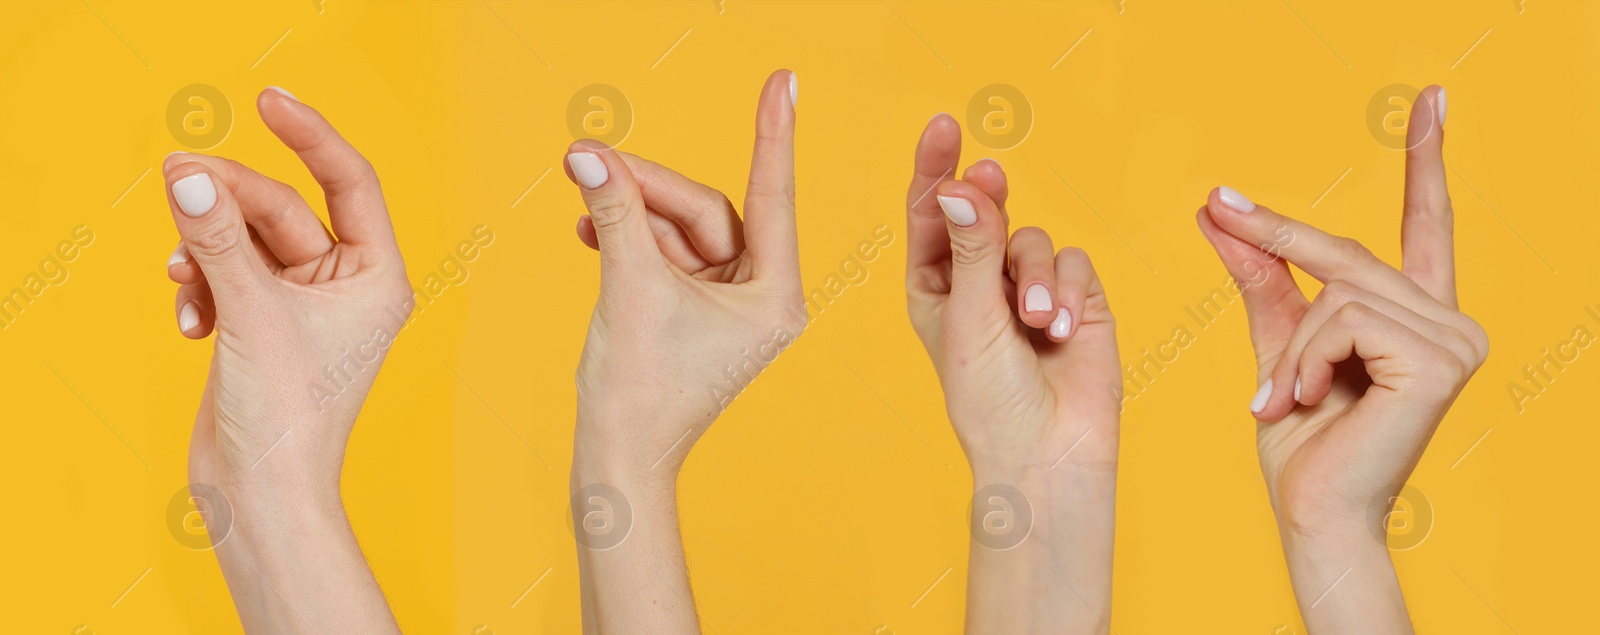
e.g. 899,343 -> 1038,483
565,142 -> 661,276
934,180 -> 1011,329
164,161 -> 272,308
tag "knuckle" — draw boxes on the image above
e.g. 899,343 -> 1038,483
1317,280 -> 1358,305
1332,300 -> 1373,326
949,234 -> 997,267
1332,236 -> 1374,263
1459,315 -> 1490,367
187,221 -> 244,259
1055,246 -> 1091,269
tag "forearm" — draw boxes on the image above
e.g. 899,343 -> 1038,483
212,488 -> 398,634
1279,521 -> 1412,635
965,465 -> 1116,635
572,433 -> 701,635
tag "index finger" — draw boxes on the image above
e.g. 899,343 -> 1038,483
256,88 -> 397,252
1202,186 -> 1448,317
1401,85 -> 1456,308
741,69 -> 799,281
906,113 -> 960,283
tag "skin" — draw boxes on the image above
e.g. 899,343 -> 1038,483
564,70 -> 800,635
1196,85 -> 1487,634
905,114 -> 1120,634
163,89 -> 408,634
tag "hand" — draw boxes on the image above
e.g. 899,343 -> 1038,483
1196,85 -> 1487,633
163,88 -> 407,633
565,70 -> 798,634
905,114 -> 1119,634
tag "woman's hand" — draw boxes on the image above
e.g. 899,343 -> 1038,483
164,88 -> 408,634
565,70 -> 799,634
906,114 -> 1120,634
1196,85 -> 1487,634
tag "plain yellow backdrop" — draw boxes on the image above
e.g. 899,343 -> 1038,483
2,0 -> 1596,633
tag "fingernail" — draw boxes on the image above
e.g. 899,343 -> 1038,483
1250,379 -> 1274,413
788,71 -> 798,109
267,86 -> 298,102
168,243 -> 190,267
178,301 -> 200,333
172,173 -> 217,217
1024,284 -> 1052,313
1293,377 -> 1302,402
936,195 -> 977,227
929,112 -> 949,123
1049,307 -> 1073,339
1218,186 -> 1256,213
567,153 -> 609,189
977,157 -> 1002,168
1435,87 -> 1447,124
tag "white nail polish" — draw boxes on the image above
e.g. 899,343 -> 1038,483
1024,284 -> 1051,313
1049,308 -> 1073,339
168,243 -> 190,267
179,301 -> 200,333
267,86 -> 298,102
935,195 -> 977,227
1293,377 -> 1302,402
1435,87 -> 1447,124
567,153 -> 609,189
172,173 -> 217,217
1250,379 -> 1274,413
788,71 -> 798,109
1218,186 -> 1256,213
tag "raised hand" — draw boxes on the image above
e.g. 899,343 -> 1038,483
1196,85 -> 1487,634
906,114 -> 1120,634
163,88 -> 408,633
565,70 -> 799,634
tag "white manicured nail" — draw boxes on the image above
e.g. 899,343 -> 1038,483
1293,377 -> 1302,402
178,302 -> 200,334
168,243 -> 189,267
1024,284 -> 1051,313
567,153 -> 609,189
267,86 -> 298,102
1435,87 -> 1447,124
1049,308 -> 1073,339
1250,379 -> 1274,413
936,195 -> 977,227
788,71 -> 798,109
1218,186 -> 1256,213
172,173 -> 217,217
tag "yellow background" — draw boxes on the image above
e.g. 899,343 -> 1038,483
1,0 -> 1595,633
